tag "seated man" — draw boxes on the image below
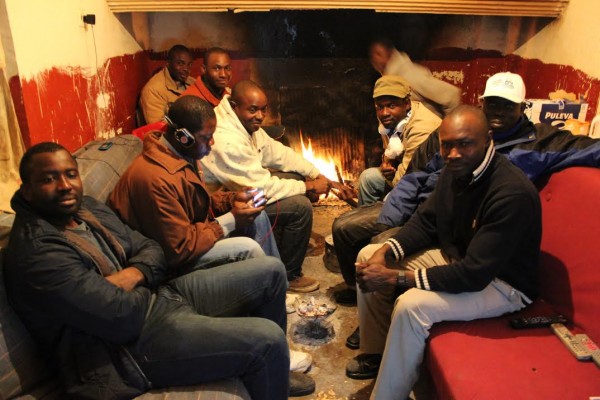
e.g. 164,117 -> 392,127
201,80 -> 355,292
181,47 -> 232,107
357,75 -> 440,206
5,142 -> 315,399
334,71 -> 600,314
346,106 -> 541,400
110,95 -> 278,271
140,44 -> 195,124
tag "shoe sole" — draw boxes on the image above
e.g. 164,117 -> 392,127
346,370 -> 378,380
287,283 -> 320,293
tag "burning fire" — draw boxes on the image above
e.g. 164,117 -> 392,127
299,132 -> 345,202
299,133 -> 340,183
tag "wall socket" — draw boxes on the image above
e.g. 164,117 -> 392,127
83,14 -> 96,25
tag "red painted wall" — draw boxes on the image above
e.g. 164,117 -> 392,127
423,52 -> 599,114
9,49 -> 599,153
13,52 -> 150,152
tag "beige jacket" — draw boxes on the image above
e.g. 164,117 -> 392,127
139,67 -> 195,124
383,101 -> 441,186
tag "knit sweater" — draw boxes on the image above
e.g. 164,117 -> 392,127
388,151 -> 541,298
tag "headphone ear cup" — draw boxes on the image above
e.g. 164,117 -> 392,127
175,128 -> 196,147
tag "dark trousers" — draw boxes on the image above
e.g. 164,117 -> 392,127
332,202 -> 400,287
265,194 -> 313,279
128,256 -> 289,400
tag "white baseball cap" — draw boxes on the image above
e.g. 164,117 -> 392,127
480,72 -> 526,104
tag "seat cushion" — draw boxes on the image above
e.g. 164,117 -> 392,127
427,304 -> 600,400
136,378 -> 250,399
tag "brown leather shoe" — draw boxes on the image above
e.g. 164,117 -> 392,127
288,275 -> 320,293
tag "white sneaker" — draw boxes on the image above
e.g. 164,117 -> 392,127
290,350 -> 312,373
286,294 -> 299,314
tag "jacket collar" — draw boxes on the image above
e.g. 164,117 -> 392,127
493,117 -> 537,151
163,67 -> 193,93
143,131 -> 195,176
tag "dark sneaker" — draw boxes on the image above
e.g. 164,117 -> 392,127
345,327 -> 360,350
334,287 -> 357,306
288,275 -> 320,293
346,353 -> 382,380
289,371 -> 316,397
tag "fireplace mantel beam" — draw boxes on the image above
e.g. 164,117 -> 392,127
107,0 -> 569,18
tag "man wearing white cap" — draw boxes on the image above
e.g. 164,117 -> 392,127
378,71 -> 600,229
344,72 -> 600,355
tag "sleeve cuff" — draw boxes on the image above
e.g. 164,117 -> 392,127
215,212 -> 236,237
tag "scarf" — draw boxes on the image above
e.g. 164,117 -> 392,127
61,208 -> 127,277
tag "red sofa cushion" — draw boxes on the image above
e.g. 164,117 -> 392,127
426,167 -> 600,399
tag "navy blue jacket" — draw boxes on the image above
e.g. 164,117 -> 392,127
379,118 -> 600,227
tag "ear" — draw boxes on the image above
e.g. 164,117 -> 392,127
229,98 -> 238,109
21,183 -> 32,202
201,63 -> 207,75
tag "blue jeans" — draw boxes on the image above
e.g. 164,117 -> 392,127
358,167 -> 392,206
192,236 -> 266,270
236,210 -> 280,259
128,256 -> 289,400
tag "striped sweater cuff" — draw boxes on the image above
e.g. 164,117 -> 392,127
385,238 -> 405,262
415,269 -> 431,290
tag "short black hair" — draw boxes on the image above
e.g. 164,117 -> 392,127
203,47 -> 229,65
230,80 -> 264,104
167,44 -> 191,61
19,142 -> 72,184
166,96 -> 216,135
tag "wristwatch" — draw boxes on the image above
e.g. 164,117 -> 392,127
396,270 -> 408,288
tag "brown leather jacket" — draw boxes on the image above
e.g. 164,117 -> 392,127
109,132 -> 235,270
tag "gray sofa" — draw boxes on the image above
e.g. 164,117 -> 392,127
0,135 -> 250,399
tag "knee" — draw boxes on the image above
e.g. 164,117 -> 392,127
238,237 -> 266,258
246,318 -> 288,355
391,290 -> 431,332
263,256 -> 288,287
357,243 -> 383,263
359,168 -> 382,190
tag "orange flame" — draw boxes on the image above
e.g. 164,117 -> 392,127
299,133 -> 339,182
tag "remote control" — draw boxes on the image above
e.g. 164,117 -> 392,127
575,333 -> 600,368
509,314 -> 568,329
551,323 -> 591,360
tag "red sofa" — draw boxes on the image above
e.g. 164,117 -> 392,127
426,167 -> 600,399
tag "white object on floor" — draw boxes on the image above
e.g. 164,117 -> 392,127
290,350 -> 312,373
286,294 -> 299,314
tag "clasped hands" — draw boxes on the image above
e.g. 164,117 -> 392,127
355,244 -> 399,293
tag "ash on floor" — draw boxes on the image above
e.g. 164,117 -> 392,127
287,205 -> 433,400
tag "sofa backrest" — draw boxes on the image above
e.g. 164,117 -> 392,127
74,135 -> 142,203
537,167 -> 600,340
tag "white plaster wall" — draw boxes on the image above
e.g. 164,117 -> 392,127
4,0 -> 141,78
147,12 -> 251,52
514,0 -> 600,80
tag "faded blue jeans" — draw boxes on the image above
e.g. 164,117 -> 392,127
358,167 -> 392,206
128,256 -> 289,400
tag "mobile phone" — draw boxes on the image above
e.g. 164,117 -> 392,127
252,189 -> 266,207
98,141 -> 113,151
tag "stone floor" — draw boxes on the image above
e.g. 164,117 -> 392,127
287,202 -> 434,400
